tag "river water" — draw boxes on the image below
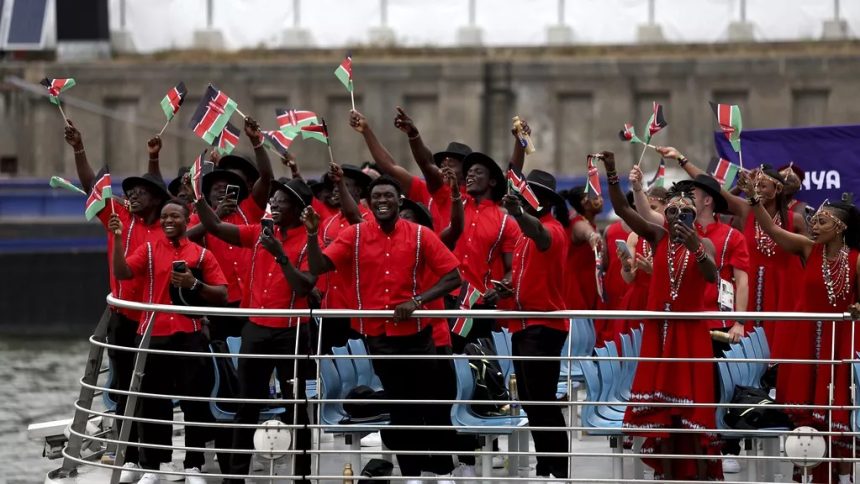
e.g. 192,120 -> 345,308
0,337 -> 90,483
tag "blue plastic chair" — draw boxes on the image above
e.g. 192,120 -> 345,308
753,326 -> 770,360
208,345 -> 285,422
577,359 -> 623,433
619,333 -> 636,401
451,358 -> 527,431
332,345 -> 358,398
852,353 -> 860,433
346,339 -> 383,391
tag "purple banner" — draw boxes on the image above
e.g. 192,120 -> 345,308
714,124 -> 860,208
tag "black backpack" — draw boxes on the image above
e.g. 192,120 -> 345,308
725,385 -> 792,430
463,338 -> 510,416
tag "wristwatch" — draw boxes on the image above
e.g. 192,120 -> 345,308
275,254 -> 289,266
412,295 -> 424,308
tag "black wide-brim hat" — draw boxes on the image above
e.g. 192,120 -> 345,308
122,173 -> 170,202
691,174 -> 729,214
168,167 -> 190,196
217,154 -> 259,185
271,178 -> 313,208
462,152 -> 506,201
399,198 -> 434,230
340,163 -> 373,189
433,141 -> 473,166
202,169 -> 250,201
525,169 -> 565,207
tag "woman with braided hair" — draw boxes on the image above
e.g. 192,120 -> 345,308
751,193 -> 860,484
598,152 -> 723,481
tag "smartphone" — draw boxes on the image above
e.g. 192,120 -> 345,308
490,279 -> 512,292
677,210 -> 696,229
615,239 -> 632,259
225,184 -> 240,203
172,260 -> 187,273
261,218 -> 274,233
201,161 -> 215,177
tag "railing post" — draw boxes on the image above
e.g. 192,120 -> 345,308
566,318 -> 575,480
109,314 -> 157,484
60,306 -> 112,474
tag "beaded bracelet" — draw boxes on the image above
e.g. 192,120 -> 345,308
677,155 -> 688,167
408,132 -> 420,140
607,173 -> 620,185
694,244 -> 707,262
74,148 -> 86,155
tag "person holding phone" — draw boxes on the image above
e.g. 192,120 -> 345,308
186,117 -> 274,343
109,201 -> 228,483
194,177 -> 316,483
598,151 -> 722,480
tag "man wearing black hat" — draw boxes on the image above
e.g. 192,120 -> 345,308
186,117 -> 274,342
499,170 -> 571,480
195,176 -> 316,482
349,108 -> 471,232
64,120 -> 172,478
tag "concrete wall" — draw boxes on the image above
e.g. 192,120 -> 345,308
2,42 -> 860,182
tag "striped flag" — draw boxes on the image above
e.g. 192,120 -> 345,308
188,84 -> 238,144
708,157 -> 741,189
40,78 -> 76,105
188,150 -> 209,201
49,176 -> 87,196
709,102 -> 743,153
263,129 -> 295,156
618,123 -> 643,144
160,82 -> 188,122
276,108 -> 318,133
263,203 -> 273,220
506,166 -> 541,211
644,102 -> 668,143
85,169 -> 112,221
301,120 -> 330,145
451,283 -> 483,337
647,158 -> 666,189
212,122 -> 240,155
334,52 -> 353,93
585,155 -> 602,197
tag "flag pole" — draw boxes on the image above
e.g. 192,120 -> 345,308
635,143 -> 648,168
158,118 -> 171,137
235,108 -> 247,119
349,88 -> 355,112
56,101 -> 70,126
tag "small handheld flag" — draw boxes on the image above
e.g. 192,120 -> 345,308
262,129 -> 295,157
276,108 -> 319,134
594,246 -> 606,303
40,77 -> 76,125
618,123 -> 643,144
212,122 -> 241,155
708,157 -> 740,190
159,82 -> 188,135
49,176 -> 87,196
188,149 -> 209,201
506,166 -> 542,211
334,52 -> 355,110
301,122 -> 330,145
585,155 -> 602,197
189,84 -> 239,144
85,169 -> 113,221
644,102 -> 668,144
647,158 -> 666,189
709,102 -> 743,155
451,283 -> 484,337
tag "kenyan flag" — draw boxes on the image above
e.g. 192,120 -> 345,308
334,52 -> 353,93
40,78 -> 76,105
188,84 -> 238,144
276,108 -> 318,134
263,129 -> 296,156
188,149 -> 209,201
709,102 -> 743,153
451,283 -> 483,337
160,82 -> 188,122
506,166 -> 541,211
301,120 -> 330,145
708,157 -> 740,189
585,155 -> 601,197
618,123 -> 643,144
212,122 -> 240,155
85,169 -> 112,221
644,102 -> 668,143
648,158 -> 666,189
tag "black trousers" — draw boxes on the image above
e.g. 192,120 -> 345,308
107,312 -> 145,465
367,327 -> 456,477
435,345 -> 482,466
512,325 -> 569,478
228,322 -> 312,478
134,331 -> 227,470
207,300 -> 246,344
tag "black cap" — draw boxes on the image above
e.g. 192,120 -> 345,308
271,178 -> 313,207
433,141 -> 473,166
462,152 -> 506,201
691,174 -> 729,214
122,173 -> 170,202
217,154 -> 259,185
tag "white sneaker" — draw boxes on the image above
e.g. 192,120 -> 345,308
453,463 -> 477,478
160,461 -> 185,481
722,457 -> 741,474
138,473 -> 159,484
185,467 -> 207,484
435,474 -> 456,484
360,432 -> 382,447
119,462 -> 142,483
838,475 -> 852,484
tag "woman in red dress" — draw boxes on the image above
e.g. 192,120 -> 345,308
599,152 -> 723,480
751,194 -> 860,484
560,186 -> 603,312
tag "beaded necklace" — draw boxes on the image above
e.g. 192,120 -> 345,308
821,244 -> 851,307
666,241 -> 690,301
754,210 -> 781,257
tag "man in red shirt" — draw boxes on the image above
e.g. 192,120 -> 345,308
63,121 -> 170,477
500,170 -> 571,480
194,177 -> 316,483
303,175 -> 462,483
109,201 -> 228,483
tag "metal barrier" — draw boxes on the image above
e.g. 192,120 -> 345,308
46,293 -> 860,483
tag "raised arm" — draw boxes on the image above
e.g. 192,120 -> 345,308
508,118 -> 531,173
146,136 -> 163,181
194,197 -> 242,246
629,166 -> 664,226
438,167 -> 464,249
329,162 -> 363,224
350,110 -> 414,194
63,120 -> 96,193
750,198 -> 813,259
301,207 -> 335,276
245,117 -> 274,210
394,106 -> 444,193
599,152 -> 664,245
502,194 -> 552,251
281,152 -> 303,181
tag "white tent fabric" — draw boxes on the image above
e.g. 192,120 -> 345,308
110,0 -> 858,52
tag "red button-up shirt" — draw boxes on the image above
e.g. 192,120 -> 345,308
454,197 -> 519,293
407,176 -> 467,234
323,218 -> 460,337
237,224 -> 311,328
319,205 -> 372,309
507,214 -> 570,333
98,204 -> 164,322
697,219 -> 750,327
125,237 -> 227,336
189,197 -> 264,304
